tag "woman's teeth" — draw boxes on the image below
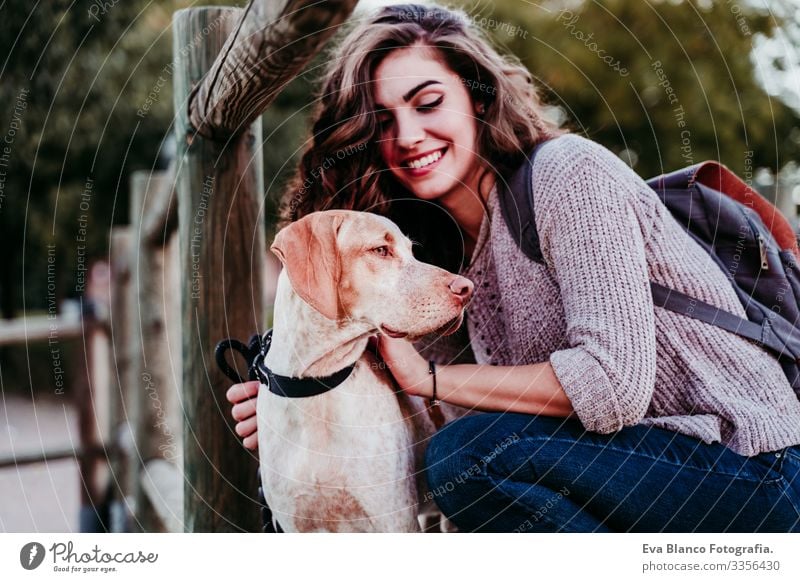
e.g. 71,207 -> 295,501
407,149 -> 443,169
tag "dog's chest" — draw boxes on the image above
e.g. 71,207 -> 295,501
257,358 -> 421,530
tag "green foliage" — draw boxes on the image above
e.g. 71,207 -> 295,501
482,0 -> 800,177
0,0 -> 312,314
0,0 -> 798,317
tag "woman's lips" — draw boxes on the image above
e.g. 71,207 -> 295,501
402,147 -> 447,177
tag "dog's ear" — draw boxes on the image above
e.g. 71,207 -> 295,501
270,212 -> 345,320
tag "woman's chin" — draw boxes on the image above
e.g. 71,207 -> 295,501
394,173 -> 455,201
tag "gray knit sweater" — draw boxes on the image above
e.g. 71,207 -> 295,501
419,134 -> 800,457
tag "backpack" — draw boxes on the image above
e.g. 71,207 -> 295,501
497,140 -> 800,398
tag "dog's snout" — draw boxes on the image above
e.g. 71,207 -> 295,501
449,276 -> 474,303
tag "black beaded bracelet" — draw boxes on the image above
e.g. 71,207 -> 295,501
428,360 -> 440,406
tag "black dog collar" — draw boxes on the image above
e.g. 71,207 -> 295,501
216,329 -> 358,398
253,331 -> 356,398
261,362 -> 356,398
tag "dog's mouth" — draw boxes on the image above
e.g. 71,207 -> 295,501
436,311 -> 464,337
380,311 -> 464,341
380,324 -> 408,339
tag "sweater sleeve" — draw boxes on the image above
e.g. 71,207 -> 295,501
536,141 -> 657,433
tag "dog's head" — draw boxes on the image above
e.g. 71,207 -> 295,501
271,210 -> 473,339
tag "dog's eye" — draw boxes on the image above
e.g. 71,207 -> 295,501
371,246 -> 390,257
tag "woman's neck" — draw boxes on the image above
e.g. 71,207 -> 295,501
437,170 -> 496,261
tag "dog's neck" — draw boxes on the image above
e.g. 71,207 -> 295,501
264,271 -> 375,378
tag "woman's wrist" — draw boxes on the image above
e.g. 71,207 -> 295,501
410,360 -> 452,401
428,360 -> 439,405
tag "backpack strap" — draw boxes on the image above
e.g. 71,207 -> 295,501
650,282 -> 791,357
497,140 -> 797,360
497,141 -> 551,264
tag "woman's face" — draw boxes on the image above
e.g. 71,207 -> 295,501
372,45 -> 485,205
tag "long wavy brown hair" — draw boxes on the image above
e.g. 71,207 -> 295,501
280,2 -> 565,272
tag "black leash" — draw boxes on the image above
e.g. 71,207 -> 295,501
215,331 -> 281,533
214,330 -> 359,533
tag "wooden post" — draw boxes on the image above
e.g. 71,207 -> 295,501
108,228 -> 133,532
187,0 -> 358,140
173,7 -> 264,532
142,160 -> 178,247
75,266 -> 109,532
129,171 -> 185,532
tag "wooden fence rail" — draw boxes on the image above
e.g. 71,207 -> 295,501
2,0 -> 359,533
0,315 -> 83,346
187,0 -> 358,140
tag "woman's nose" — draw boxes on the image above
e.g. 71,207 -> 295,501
394,110 -> 425,150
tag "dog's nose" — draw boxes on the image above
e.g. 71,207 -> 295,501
449,276 -> 474,302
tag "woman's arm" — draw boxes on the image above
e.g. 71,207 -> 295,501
534,140 -> 657,433
379,138 -> 659,428
375,334 -> 575,417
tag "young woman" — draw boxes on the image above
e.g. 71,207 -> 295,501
227,3 -> 800,532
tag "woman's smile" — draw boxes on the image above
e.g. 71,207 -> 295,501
403,146 -> 447,175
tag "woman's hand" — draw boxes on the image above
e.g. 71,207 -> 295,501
226,381 -> 260,450
373,334 -> 433,398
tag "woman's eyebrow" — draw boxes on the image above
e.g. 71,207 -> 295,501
375,80 -> 443,110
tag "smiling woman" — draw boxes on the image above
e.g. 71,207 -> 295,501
280,3 -> 562,273
227,2 -> 800,533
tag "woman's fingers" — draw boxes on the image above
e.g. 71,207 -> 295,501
231,395 -> 258,421
242,433 -> 258,451
226,380 -> 260,405
374,334 -> 430,396
226,381 -> 260,451
235,415 -> 258,438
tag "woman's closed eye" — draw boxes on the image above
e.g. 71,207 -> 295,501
377,96 -> 444,131
417,95 -> 444,111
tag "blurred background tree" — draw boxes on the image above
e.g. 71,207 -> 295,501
482,0 -> 800,176
0,0 -> 317,321
0,0 -> 798,323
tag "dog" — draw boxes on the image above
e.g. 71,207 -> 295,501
258,210 -> 473,532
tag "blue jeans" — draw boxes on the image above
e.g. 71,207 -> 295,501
425,413 -> 800,532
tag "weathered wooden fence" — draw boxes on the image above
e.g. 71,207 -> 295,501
171,0 -> 357,532
3,0 -> 800,533
126,167 -> 183,532
0,272 -> 111,532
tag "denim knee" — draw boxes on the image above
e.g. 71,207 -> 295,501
424,414 -> 507,516
426,416 -> 480,483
